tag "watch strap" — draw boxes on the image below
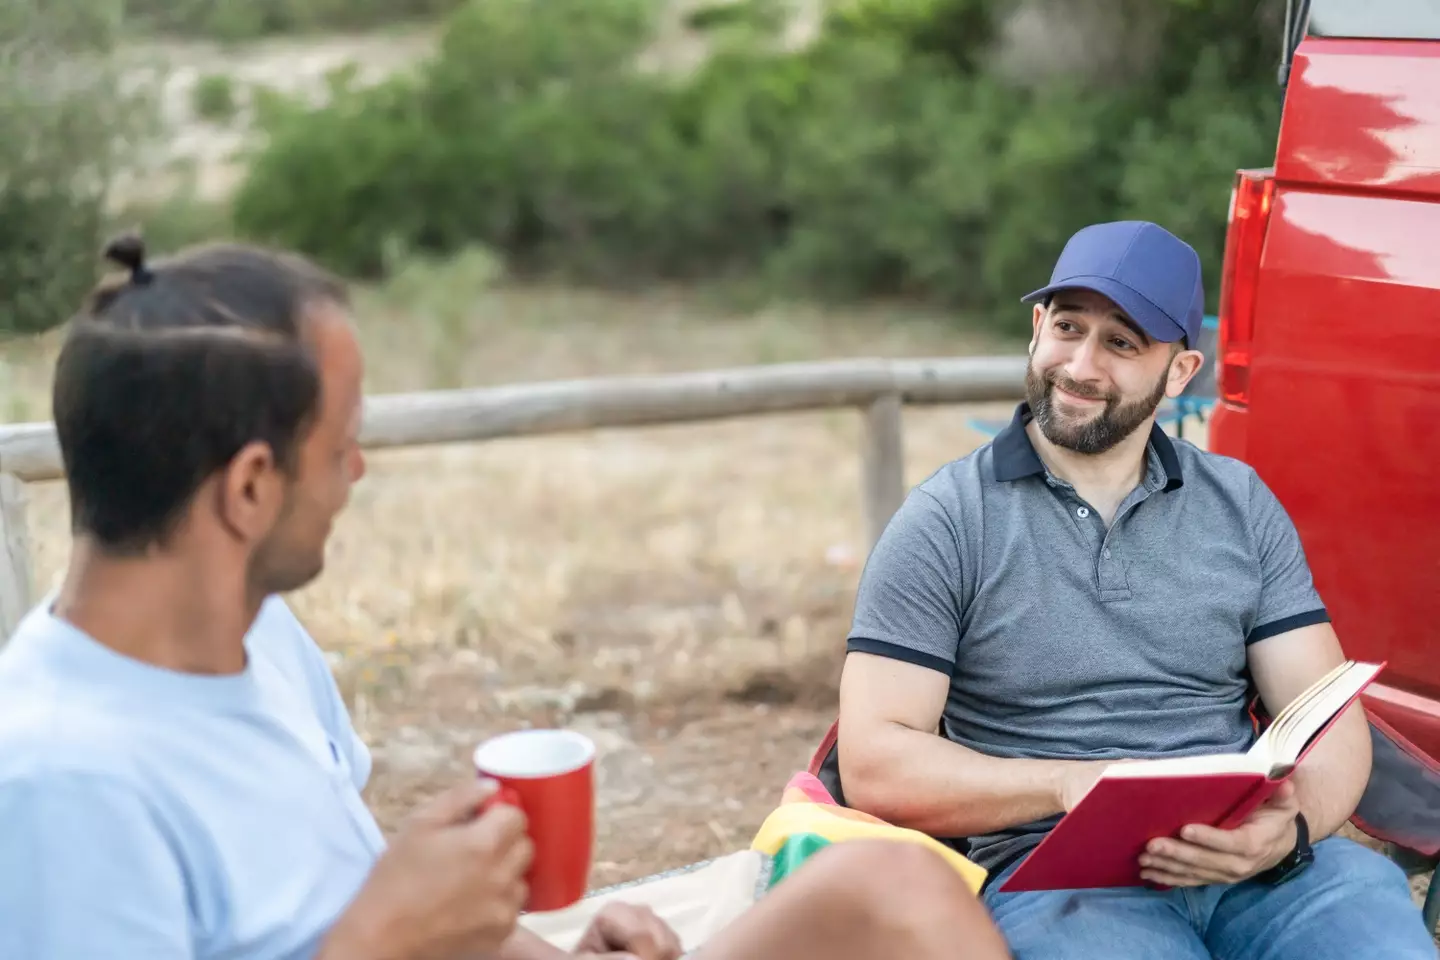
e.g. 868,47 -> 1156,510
1254,812 -> 1312,886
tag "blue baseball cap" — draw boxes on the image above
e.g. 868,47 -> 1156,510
1020,221 -> 1205,346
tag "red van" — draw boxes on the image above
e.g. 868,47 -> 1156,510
1211,1 -> 1440,758
1209,0 -> 1440,916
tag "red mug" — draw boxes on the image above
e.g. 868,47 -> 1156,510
473,729 -> 596,913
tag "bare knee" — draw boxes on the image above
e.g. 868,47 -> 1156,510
801,841 -> 1009,958
817,840 -> 970,901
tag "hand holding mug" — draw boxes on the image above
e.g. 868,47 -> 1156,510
317,778 -> 533,960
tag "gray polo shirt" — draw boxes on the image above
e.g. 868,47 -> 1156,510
845,402 -> 1329,879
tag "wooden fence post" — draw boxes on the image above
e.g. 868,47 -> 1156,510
0,472 -> 34,641
861,392 -> 905,551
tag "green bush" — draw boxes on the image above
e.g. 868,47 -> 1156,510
1116,49 -> 1282,306
0,0 -> 151,337
237,0 -> 681,278
235,0 -> 1284,318
123,0 -> 465,41
192,73 -> 238,123
111,188 -> 237,257
826,0 -> 999,75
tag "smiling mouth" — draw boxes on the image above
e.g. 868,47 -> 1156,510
1053,385 -> 1105,406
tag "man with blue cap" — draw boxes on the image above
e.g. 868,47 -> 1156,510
828,222 -> 1436,957
1018,220 -> 1207,459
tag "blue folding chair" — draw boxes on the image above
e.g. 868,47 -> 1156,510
1173,315 -> 1219,439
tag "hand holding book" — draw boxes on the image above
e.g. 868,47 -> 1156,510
1137,778 -> 1301,887
1000,659 -> 1384,893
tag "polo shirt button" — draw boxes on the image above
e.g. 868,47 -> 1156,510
1077,507 -> 1090,519
1104,549 -> 1112,559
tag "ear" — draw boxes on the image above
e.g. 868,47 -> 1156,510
1030,304 -> 1046,354
1164,348 -> 1206,399
216,441 -> 287,545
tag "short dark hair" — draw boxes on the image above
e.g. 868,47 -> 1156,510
52,234 -> 350,555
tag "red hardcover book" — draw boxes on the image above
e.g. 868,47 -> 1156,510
998,659 -> 1385,893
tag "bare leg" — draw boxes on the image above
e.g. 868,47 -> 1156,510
694,840 -> 1012,960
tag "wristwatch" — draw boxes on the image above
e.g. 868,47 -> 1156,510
1254,812 -> 1314,886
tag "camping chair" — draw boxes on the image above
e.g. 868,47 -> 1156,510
806,699 -> 1440,935
1172,314 -> 1220,440
1350,713 -> 1440,934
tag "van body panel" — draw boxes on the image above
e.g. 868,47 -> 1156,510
1276,39 -> 1440,197
1209,35 -> 1440,744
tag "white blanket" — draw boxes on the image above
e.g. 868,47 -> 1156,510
519,851 -> 771,954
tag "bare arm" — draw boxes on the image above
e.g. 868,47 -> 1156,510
1242,470 -> 1372,841
837,652 -> 1102,838
1248,622 -> 1373,841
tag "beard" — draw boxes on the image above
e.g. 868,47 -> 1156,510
1025,360 -> 1169,456
247,491 -> 328,597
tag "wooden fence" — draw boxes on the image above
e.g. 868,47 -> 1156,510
0,355 -> 1029,638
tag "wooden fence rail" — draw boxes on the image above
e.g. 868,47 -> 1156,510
0,355 -> 1028,638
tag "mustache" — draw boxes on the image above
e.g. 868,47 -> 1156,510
1045,371 -> 1114,403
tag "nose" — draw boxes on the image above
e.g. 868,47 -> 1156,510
1063,335 -> 1106,385
351,447 -> 367,483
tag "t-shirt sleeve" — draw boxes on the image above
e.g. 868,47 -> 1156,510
0,773 -> 193,960
1247,470 -> 1330,645
846,488 -> 965,675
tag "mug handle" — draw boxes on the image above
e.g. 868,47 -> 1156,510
478,784 -> 522,815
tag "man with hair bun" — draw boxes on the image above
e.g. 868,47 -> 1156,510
0,235 -> 1013,960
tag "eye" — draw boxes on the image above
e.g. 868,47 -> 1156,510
1109,337 -> 1137,352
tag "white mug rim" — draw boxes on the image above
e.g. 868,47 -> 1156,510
473,729 -> 596,779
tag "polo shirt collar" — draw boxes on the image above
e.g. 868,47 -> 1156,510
991,402 -> 1184,492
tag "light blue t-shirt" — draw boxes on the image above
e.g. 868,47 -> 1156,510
0,597 -> 387,959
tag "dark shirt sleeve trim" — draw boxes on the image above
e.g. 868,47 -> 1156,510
847,637 -> 953,675
1246,609 -> 1331,646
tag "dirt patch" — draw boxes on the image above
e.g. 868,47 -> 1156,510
351,643 -> 836,888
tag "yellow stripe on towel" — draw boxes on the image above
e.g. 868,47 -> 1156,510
749,801 -> 988,894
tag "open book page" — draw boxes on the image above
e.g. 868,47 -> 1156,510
1099,660 -> 1383,781
1251,659 -> 1384,771
1099,752 -> 1264,779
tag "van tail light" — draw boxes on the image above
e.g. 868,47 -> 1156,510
1216,168 -> 1276,408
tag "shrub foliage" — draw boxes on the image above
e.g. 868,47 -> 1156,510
0,0 -> 150,336
235,0 -> 1286,320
